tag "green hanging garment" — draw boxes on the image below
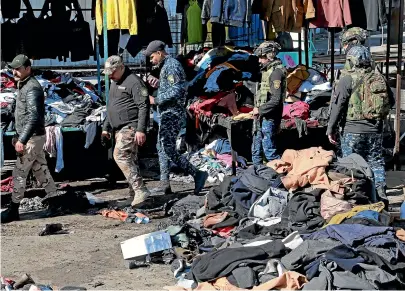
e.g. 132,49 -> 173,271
186,0 -> 203,44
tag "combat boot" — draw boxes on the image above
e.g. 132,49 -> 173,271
1,202 -> 20,223
131,187 -> 151,207
150,180 -> 173,195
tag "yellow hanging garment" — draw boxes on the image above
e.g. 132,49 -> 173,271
96,0 -> 138,36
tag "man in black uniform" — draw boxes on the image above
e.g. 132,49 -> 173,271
101,56 -> 151,207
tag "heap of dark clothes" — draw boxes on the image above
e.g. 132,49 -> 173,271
161,147 -> 405,291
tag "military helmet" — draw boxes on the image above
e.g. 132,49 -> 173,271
340,27 -> 368,46
346,45 -> 372,68
254,41 -> 282,57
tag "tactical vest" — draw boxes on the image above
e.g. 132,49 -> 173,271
256,59 -> 286,107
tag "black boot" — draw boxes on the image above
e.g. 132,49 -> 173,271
150,180 -> 173,194
1,202 -> 20,223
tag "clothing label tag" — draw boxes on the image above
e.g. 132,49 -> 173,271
118,86 -> 126,90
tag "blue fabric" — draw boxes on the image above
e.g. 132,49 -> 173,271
84,122 -> 97,149
0,128 -> 3,169
212,138 -> 232,155
251,119 -> 279,165
210,0 -> 223,23
204,66 -> 229,93
156,56 -> 187,114
303,224 -> 405,258
55,126 -> 64,173
228,15 -> 263,47
353,210 -> 380,222
223,0 -> 246,27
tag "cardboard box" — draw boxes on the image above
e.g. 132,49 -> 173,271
120,231 -> 172,260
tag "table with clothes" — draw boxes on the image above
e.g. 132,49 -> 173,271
0,69 -> 112,180
156,147 -> 405,291
186,50 -> 333,173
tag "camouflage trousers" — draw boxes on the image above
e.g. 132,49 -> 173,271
341,132 -> 386,199
158,111 -> 197,180
12,135 -> 57,203
251,119 -> 280,166
113,127 -> 145,192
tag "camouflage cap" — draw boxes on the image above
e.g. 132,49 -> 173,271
346,45 -> 372,67
254,41 -> 282,57
103,55 -> 123,75
340,27 -> 368,46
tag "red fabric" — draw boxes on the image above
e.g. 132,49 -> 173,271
1,102 -> 9,108
212,226 -> 235,238
50,77 -> 62,83
238,106 -> 253,113
282,101 -> 310,120
1,176 -> 14,192
309,0 -> 352,28
73,88 -> 85,95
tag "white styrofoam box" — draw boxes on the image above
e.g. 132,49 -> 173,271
120,231 -> 172,260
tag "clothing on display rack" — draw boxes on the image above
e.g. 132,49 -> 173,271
95,0 -> 138,35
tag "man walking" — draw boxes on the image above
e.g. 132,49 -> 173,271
101,56 -> 151,207
251,41 -> 287,165
327,46 -> 394,204
1,55 -> 57,223
144,40 -> 208,195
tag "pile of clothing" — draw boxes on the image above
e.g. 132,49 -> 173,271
280,66 -> 332,135
186,49 -> 333,140
160,147 -> 405,290
0,69 -> 105,173
187,47 -> 259,123
172,139 -> 247,183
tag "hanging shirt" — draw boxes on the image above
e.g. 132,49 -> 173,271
96,0 -> 138,35
187,1 -> 203,44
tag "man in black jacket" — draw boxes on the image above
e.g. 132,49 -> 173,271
1,55 -> 57,223
101,56 -> 151,207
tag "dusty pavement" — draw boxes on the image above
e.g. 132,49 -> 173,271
0,178 -> 203,290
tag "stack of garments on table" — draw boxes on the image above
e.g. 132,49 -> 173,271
161,146 -> 404,291
187,47 -> 260,124
0,69 -> 106,173
280,66 -> 332,135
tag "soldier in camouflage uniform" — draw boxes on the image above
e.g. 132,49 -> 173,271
327,46 -> 395,204
145,41 -> 208,195
102,56 -> 151,207
1,55 -> 58,223
251,41 -> 287,166
329,27 -> 369,157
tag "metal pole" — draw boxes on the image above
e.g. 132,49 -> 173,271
96,35 -> 101,95
386,0 -> 392,79
394,0 -> 404,170
298,31 -> 302,64
102,0 -> 109,103
330,29 -> 335,84
304,23 -> 309,66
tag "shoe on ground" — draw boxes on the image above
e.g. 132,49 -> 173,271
194,170 -> 208,195
1,202 -> 20,223
131,188 -> 152,207
150,180 -> 173,195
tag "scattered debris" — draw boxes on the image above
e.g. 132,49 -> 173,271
20,197 -> 45,212
38,223 -> 70,236
92,282 -> 104,288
